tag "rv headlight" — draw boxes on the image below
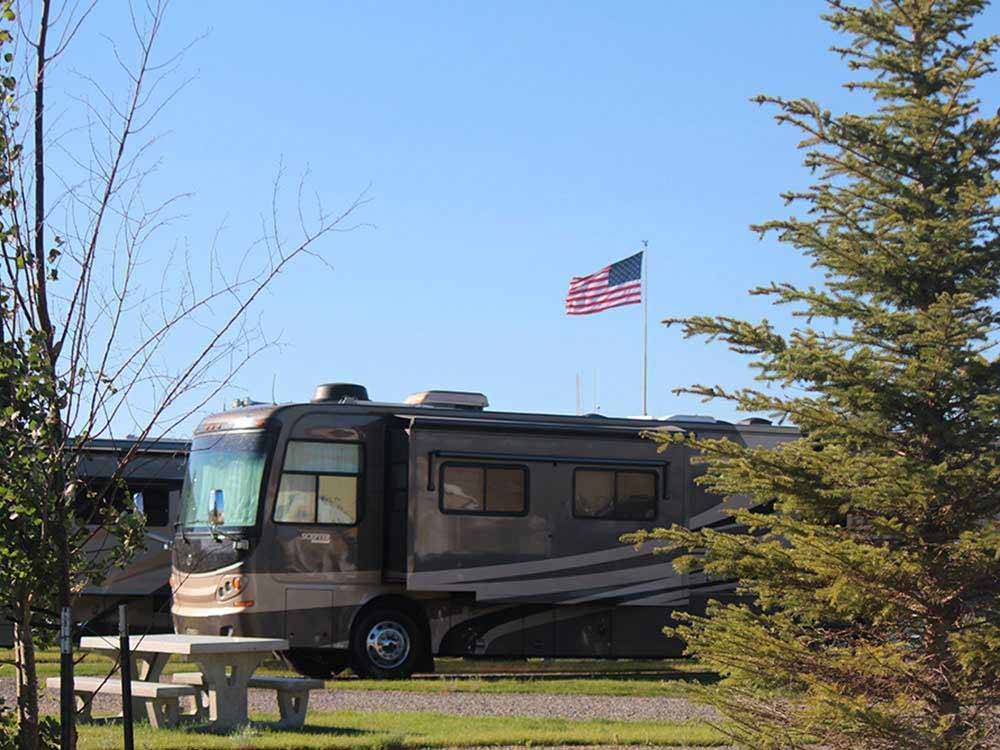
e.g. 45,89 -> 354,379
216,576 -> 247,601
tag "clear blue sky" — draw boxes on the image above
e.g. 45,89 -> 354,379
56,2 -> 1000,434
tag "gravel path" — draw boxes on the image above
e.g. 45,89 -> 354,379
2,679 -> 718,724
300,689 -> 719,723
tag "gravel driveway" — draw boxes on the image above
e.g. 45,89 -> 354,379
1,679 -> 718,724
299,688 -> 719,723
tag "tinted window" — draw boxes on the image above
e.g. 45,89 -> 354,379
615,472 -> 657,520
442,466 -> 484,512
574,470 -> 614,518
440,464 -> 526,515
486,468 -> 526,513
318,475 -> 358,524
75,481 -> 174,527
284,442 -> 360,473
274,441 -> 361,525
138,485 -> 171,527
275,474 -> 317,523
574,468 -> 656,520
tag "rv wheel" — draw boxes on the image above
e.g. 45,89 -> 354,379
350,609 -> 424,679
279,648 -> 347,679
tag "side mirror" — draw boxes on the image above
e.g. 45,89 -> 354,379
210,489 -> 225,526
132,491 -> 145,516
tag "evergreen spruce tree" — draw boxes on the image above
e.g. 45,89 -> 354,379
627,1 -> 1000,748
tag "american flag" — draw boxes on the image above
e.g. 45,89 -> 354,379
565,252 -> 643,315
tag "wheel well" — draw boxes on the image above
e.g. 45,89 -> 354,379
350,595 -> 433,670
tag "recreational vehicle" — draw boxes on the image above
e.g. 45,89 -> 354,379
0,438 -> 189,648
75,438 -> 190,632
170,384 -> 797,678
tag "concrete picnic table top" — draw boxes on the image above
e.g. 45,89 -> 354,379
79,633 -> 289,655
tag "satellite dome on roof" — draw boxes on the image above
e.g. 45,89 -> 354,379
313,383 -> 370,403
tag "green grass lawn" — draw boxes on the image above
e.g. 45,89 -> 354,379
342,675 -> 709,698
76,710 -> 729,749
2,651 -> 714,698
432,658 -> 705,675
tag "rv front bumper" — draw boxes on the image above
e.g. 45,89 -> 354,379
170,566 -> 264,637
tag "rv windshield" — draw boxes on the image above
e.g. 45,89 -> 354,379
179,431 -> 272,528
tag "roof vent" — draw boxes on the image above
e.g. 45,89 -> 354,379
312,383 -> 369,403
230,397 -> 266,409
665,414 -> 717,423
738,417 -> 773,426
404,390 -> 489,410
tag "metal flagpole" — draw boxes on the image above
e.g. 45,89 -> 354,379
642,240 -> 648,416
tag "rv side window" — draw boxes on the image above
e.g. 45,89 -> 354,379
136,485 -> 171,527
74,482 -> 171,527
573,469 -> 656,521
440,463 -> 527,515
274,440 -> 362,525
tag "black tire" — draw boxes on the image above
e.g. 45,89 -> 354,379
278,648 -> 347,679
350,608 -> 425,679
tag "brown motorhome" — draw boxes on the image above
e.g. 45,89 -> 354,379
0,438 -> 189,648
76,438 -> 190,632
170,384 -> 797,678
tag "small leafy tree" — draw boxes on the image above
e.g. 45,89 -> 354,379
0,336 -> 61,750
627,1 -> 1000,748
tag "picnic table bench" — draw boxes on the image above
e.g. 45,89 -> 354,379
78,633 -> 289,728
45,676 -> 201,729
170,671 -> 323,728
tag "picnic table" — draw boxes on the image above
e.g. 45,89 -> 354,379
79,633 -> 288,727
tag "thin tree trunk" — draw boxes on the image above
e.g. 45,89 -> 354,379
32,3 -> 73,748
32,0 -> 51,350
14,602 -> 39,750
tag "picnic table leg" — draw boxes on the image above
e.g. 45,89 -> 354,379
275,688 -> 310,729
130,653 -> 170,726
148,698 -> 181,730
74,692 -> 93,724
194,653 -> 266,727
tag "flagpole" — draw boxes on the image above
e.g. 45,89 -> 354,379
642,240 -> 648,416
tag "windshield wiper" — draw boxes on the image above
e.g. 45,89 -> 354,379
173,520 -> 189,544
179,519 -> 245,543
210,527 -> 244,542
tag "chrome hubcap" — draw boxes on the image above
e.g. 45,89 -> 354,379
366,620 -> 410,669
